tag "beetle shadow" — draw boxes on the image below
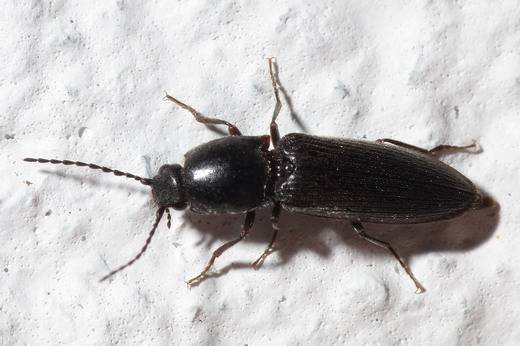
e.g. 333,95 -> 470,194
36,168 -> 500,287
273,60 -> 309,133
182,200 -> 500,284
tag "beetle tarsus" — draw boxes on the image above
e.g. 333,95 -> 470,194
351,221 -> 426,294
187,210 -> 256,286
252,203 -> 281,269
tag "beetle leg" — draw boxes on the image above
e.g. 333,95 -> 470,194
351,221 -> 426,294
187,210 -> 255,286
164,93 -> 241,136
268,57 -> 282,147
429,142 -> 479,155
376,138 -> 430,155
252,203 -> 281,269
376,138 -> 479,156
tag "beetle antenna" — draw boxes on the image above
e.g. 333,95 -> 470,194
23,158 -> 153,186
165,208 -> 172,229
99,207 -> 166,282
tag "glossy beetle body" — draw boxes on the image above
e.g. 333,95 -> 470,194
24,59 -> 492,291
160,133 -> 483,222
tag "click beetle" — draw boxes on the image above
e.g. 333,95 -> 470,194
24,58 -> 493,292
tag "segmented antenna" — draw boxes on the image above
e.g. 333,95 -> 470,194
165,208 -> 172,229
23,158 -> 153,186
100,207 -> 166,282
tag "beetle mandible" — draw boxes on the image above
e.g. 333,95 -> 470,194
25,58 -> 493,292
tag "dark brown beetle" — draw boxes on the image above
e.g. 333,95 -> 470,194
25,58 -> 493,292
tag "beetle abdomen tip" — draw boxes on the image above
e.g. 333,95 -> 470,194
474,192 -> 496,209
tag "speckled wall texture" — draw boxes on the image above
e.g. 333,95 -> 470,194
1,1 -> 518,345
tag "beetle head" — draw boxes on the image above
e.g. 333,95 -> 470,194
151,164 -> 187,210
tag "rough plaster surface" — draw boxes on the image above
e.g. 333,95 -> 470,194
1,1 -> 518,345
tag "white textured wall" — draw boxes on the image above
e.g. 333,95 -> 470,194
1,1 -> 518,344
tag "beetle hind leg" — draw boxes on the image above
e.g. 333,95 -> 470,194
252,203 -> 281,269
376,138 -> 479,156
187,210 -> 255,286
429,142 -> 480,155
351,221 -> 426,294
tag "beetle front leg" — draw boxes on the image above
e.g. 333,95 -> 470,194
251,203 -> 281,269
376,138 -> 479,156
187,210 -> 255,286
267,57 -> 282,147
164,93 -> 242,136
351,221 -> 426,293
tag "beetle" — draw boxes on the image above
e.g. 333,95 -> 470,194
24,58 -> 493,292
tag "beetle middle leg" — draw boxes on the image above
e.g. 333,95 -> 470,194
251,203 -> 281,269
376,138 -> 478,156
164,93 -> 242,136
268,57 -> 282,147
351,221 -> 426,293
187,210 -> 255,286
